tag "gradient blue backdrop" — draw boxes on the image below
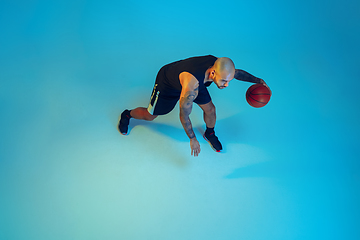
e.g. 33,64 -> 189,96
1,0 -> 359,239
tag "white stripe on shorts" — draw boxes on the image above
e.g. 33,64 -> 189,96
147,90 -> 160,115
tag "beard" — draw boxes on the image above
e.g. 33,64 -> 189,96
216,83 -> 226,89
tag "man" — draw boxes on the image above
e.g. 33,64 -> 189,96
118,55 -> 268,157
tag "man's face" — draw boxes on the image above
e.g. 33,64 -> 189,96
213,71 -> 233,89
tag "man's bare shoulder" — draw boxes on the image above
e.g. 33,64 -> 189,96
179,72 -> 199,91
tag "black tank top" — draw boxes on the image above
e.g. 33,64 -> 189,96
158,55 -> 217,96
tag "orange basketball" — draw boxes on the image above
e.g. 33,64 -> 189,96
246,84 -> 271,108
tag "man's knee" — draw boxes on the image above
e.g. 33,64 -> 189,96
203,102 -> 216,115
145,111 -> 158,121
147,115 -> 158,121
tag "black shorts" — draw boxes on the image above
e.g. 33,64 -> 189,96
147,70 -> 211,116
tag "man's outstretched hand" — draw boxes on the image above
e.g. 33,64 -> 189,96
260,79 -> 272,95
190,138 -> 201,157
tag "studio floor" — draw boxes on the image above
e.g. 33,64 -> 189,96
1,0 -> 359,239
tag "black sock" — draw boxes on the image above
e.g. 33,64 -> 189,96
127,110 -> 132,119
205,127 -> 214,135
124,109 -> 132,119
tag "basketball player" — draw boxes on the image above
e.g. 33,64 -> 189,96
118,55 -> 268,157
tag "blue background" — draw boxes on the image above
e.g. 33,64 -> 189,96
1,0 -> 359,239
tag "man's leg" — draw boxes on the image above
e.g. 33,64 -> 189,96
118,108 -> 157,135
198,101 -> 222,152
198,101 -> 216,129
130,107 -> 158,121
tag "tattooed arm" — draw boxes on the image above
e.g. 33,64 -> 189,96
234,69 -> 264,84
179,72 -> 201,156
234,69 -> 270,92
179,89 -> 197,139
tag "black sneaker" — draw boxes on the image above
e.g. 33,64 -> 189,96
203,131 -> 222,152
118,109 -> 131,135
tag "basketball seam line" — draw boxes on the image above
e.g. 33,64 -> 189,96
249,95 -> 267,104
250,85 -> 262,93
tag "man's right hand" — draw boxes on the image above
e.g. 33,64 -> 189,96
190,138 -> 201,157
260,79 -> 272,95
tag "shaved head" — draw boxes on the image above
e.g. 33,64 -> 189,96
214,57 -> 235,79
207,57 -> 235,89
